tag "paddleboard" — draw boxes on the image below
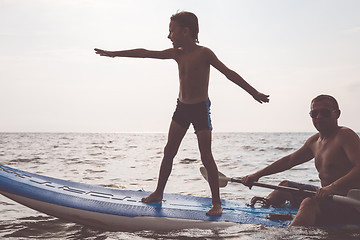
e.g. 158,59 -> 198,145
0,165 -> 297,231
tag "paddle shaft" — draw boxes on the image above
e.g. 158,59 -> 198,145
230,177 -> 316,195
200,167 -> 360,209
230,176 -> 360,209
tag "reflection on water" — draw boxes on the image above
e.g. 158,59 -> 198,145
0,132 -> 359,239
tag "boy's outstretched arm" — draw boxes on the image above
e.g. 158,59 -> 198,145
206,48 -> 269,103
94,48 -> 176,60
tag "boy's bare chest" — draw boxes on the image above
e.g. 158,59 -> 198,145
178,61 -> 207,76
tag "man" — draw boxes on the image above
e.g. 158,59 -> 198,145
242,94 -> 360,226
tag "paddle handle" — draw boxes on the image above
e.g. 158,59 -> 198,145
230,177 -> 316,195
332,195 -> 360,208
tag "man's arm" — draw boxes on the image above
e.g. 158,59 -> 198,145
94,48 -> 177,60
205,48 -> 269,103
317,129 -> 360,197
242,136 -> 315,187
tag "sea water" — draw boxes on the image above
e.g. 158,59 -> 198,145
0,132 -> 359,239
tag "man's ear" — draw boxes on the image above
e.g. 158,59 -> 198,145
335,109 -> 341,119
183,27 -> 191,37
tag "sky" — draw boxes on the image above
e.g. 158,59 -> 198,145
1,0 -> 359,133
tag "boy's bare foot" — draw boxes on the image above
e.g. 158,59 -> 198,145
206,203 -> 222,216
141,192 -> 163,203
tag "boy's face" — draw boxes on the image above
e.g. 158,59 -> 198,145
168,20 -> 185,48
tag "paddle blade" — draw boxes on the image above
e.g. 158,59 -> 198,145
199,167 -> 209,181
199,167 -> 229,187
217,171 -> 230,187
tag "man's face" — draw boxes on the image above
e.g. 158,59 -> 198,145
168,20 -> 184,48
310,99 -> 339,132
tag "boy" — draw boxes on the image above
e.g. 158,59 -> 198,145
95,11 -> 269,216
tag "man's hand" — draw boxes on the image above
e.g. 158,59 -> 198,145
316,185 -> 336,199
94,48 -> 114,57
253,92 -> 270,104
241,174 -> 260,189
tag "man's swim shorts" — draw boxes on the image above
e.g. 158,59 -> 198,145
287,181 -> 360,225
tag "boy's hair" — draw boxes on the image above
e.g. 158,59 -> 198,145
171,11 -> 199,43
312,94 -> 340,110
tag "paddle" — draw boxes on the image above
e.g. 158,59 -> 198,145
200,167 -> 360,210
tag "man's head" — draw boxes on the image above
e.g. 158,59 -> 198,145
311,95 -> 339,111
310,94 -> 341,132
169,11 -> 199,44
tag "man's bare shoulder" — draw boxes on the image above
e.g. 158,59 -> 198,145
338,126 -> 358,135
336,127 -> 360,167
337,126 -> 360,142
305,133 -> 320,146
